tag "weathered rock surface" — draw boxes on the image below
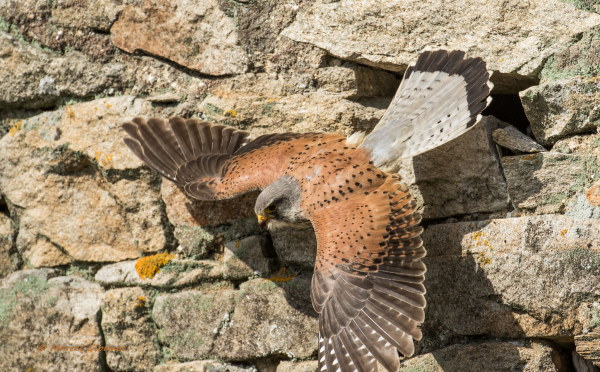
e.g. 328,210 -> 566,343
276,360 -> 318,372
0,211 -> 17,278
553,132 -> 600,156
521,77 -> 600,145
502,152 -> 599,215
0,270 -> 104,371
153,287 -> 237,361
199,86 -> 385,136
154,276 -> 317,362
111,0 -> 249,76
154,360 -> 257,372
539,25 -> 600,82
95,236 -> 272,287
0,97 -> 169,267
282,0 -> 600,90
421,215 -> 600,351
162,181 -> 258,228
101,287 -> 160,371
399,341 -> 561,372
397,117 -> 509,219
492,124 -> 547,153
315,63 -> 400,98
212,276 -> 317,361
0,32 -> 126,109
269,226 -> 317,269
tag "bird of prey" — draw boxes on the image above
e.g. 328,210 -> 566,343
122,50 -> 492,372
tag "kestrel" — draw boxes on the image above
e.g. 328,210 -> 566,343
123,50 -> 491,371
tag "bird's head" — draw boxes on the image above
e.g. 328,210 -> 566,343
255,176 -> 304,229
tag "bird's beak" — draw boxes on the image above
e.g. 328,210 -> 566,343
257,213 -> 272,227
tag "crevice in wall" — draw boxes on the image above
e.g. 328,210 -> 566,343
96,309 -> 114,372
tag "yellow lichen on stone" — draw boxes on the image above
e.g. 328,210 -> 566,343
65,105 -> 75,119
135,252 -> 176,280
224,109 -> 237,117
94,151 -> 114,167
268,267 -> 296,283
8,120 -> 23,136
560,229 -> 568,236
478,252 -> 492,266
472,231 -> 493,266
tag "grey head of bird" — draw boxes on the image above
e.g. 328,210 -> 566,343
254,175 -> 305,229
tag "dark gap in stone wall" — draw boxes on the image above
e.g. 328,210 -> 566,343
483,94 -> 531,134
0,197 -> 9,219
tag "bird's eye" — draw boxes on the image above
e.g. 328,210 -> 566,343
264,204 -> 277,213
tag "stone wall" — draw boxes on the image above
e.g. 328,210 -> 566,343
0,0 -> 599,371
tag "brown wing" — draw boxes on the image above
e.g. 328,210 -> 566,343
122,117 -> 321,200
309,176 -> 426,372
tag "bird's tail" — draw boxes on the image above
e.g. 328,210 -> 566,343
359,50 -> 493,168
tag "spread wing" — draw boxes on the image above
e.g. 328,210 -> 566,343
310,176 -> 426,372
122,117 -> 317,200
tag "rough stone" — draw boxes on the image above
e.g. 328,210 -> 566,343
212,276 -> 317,361
521,77 -> 600,146
95,252 -> 268,288
153,360 -> 257,372
0,270 -> 104,371
576,328 -> 600,368
502,152 -> 599,215
314,63 -> 400,98
101,287 -> 160,371
161,181 -> 258,228
421,215 -> 600,352
111,0 -> 249,76
0,32 -> 126,109
0,0 -> 127,57
153,288 -> 238,361
539,25 -> 600,82
587,181 -> 600,207
223,236 -> 273,278
399,341 -> 561,372
397,117 -> 509,219
0,97 -> 167,267
198,80 -> 385,136
0,211 -> 17,278
553,132 -> 600,156
276,360 -> 318,372
282,0 -> 600,89
492,124 -> 547,153
269,226 -> 317,269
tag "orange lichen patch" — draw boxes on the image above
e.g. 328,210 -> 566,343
586,182 -> 600,206
134,296 -> 146,308
135,252 -> 176,280
224,109 -> 237,117
8,120 -> 23,136
560,229 -> 568,236
94,151 -> 114,167
268,267 -> 296,283
65,105 -> 75,119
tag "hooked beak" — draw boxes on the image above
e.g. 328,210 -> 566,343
257,213 -> 272,228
